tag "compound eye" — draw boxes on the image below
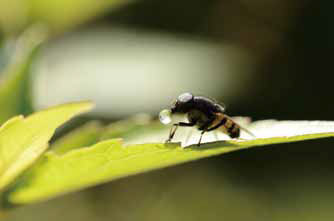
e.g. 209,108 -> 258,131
177,92 -> 193,103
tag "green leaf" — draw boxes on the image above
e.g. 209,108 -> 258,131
0,26 -> 46,124
7,120 -> 334,204
51,121 -> 102,154
51,114 -> 160,155
0,101 -> 93,192
100,114 -> 163,140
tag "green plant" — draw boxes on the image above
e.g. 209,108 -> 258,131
1,22 -> 334,217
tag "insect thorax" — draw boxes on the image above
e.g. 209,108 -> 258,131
187,109 -> 212,128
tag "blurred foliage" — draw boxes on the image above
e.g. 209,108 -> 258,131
51,121 -> 103,155
52,115 -> 163,154
0,26 -> 46,124
0,0 -> 130,35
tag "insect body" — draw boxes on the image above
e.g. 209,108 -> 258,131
163,92 -> 254,146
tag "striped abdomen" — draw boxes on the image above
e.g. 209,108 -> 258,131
213,113 -> 240,138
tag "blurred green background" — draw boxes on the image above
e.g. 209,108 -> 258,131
2,0 -> 334,220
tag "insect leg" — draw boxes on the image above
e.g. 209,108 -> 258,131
166,122 -> 195,143
196,117 -> 215,146
197,130 -> 206,146
167,124 -> 178,142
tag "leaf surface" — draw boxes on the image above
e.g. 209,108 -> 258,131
0,101 -> 93,192
8,120 -> 334,204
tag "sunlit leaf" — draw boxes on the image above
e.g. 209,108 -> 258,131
0,101 -> 93,192
51,114 -> 160,155
8,120 -> 334,204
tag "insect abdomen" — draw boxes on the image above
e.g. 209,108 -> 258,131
216,114 -> 240,138
228,123 -> 240,138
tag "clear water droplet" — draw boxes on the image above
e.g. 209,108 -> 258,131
159,109 -> 172,125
